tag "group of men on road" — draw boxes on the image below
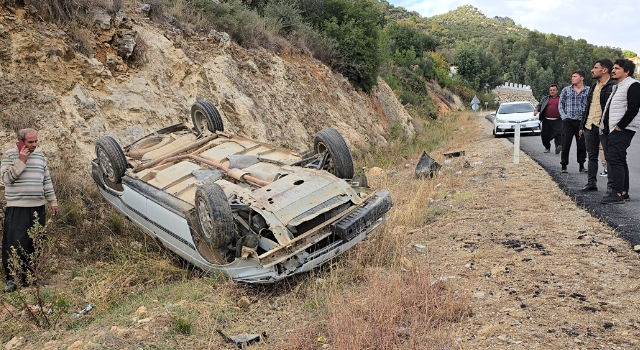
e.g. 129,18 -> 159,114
535,58 -> 640,204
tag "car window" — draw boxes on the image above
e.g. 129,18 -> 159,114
498,103 -> 533,114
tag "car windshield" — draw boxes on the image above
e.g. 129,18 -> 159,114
498,103 -> 533,114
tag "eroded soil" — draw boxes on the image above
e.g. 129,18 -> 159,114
416,119 -> 640,349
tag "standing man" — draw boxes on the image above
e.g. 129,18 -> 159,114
578,59 -> 616,191
534,84 -> 563,153
1,128 -> 59,292
559,70 -> 590,173
600,59 -> 640,204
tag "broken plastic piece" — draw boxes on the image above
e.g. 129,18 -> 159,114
443,151 -> 465,158
71,304 -> 93,318
415,151 -> 441,179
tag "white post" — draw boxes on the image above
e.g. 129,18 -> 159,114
514,123 -> 520,164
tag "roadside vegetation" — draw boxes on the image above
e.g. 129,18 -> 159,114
1,110 -> 477,348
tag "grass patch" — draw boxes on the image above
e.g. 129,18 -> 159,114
1,109 -> 480,347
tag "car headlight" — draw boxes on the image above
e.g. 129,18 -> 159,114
523,117 -> 537,122
495,118 -> 506,123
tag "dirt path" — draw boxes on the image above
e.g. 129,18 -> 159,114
416,119 -> 640,348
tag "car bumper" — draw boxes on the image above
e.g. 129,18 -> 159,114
495,122 -> 541,135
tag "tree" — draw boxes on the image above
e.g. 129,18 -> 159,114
313,0 -> 384,92
623,49 -> 637,58
385,22 -> 438,57
531,67 -> 555,100
507,60 -> 523,84
453,44 -> 480,85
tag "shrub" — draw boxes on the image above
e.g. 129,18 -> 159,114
127,32 -> 150,68
289,23 -> 339,63
311,0 -> 384,92
67,21 -> 94,57
2,217 -> 73,329
263,0 -> 304,35
146,0 -> 166,22
0,112 -> 37,133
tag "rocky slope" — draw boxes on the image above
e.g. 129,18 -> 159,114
0,5 -> 429,172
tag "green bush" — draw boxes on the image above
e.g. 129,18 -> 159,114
311,0 -> 383,92
263,0 -> 304,35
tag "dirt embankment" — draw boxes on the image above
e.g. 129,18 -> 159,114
0,5 -> 419,174
418,120 -> 640,348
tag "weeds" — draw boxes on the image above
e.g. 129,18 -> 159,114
0,112 -> 37,133
127,32 -> 150,68
169,308 -> 193,335
1,214 -> 72,329
324,270 -> 470,349
67,20 -> 94,57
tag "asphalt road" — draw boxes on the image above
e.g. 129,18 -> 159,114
484,114 -> 640,245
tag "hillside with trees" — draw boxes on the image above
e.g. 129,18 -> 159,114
378,4 -> 624,100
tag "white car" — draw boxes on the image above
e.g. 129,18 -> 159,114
493,101 -> 541,137
91,100 -> 392,283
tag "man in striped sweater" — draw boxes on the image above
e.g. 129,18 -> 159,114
1,128 -> 58,292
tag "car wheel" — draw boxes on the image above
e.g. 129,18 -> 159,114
313,128 -> 354,179
195,181 -> 235,249
191,100 -> 224,135
95,136 -> 127,184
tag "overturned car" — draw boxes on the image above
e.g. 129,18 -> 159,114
91,100 -> 392,283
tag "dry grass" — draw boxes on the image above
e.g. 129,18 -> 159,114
127,32 -> 150,68
0,112 -> 38,133
1,112 -> 479,348
324,270 -> 469,349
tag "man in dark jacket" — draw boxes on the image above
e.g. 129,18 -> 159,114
534,85 -> 562,153
578,59 -> 616,191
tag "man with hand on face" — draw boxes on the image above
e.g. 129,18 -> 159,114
1,128 -> 59,293
534,84 -> 563,154
559,70 -> 590,174
578,59 -> 616,191
600,59 -> 640,204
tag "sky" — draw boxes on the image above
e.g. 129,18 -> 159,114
386,0 -> 640,56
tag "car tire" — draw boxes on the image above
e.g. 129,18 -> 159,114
191,100 -> 224,135
313,128 -> 354,179
95,136 -> 127,184
195,181 -> 235,249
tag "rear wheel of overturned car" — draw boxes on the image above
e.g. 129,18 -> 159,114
314,127 -> 354,179
95,136 -> 127,185
195,182 -> 235,249
191,100 -> 224,135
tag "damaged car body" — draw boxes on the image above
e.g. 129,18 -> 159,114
91,100 -> 392,283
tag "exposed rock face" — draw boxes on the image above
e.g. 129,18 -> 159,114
0,7 -> 414,173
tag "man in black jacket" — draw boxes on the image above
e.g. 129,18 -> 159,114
534,85 -> 562,153
579,59 -> 616,191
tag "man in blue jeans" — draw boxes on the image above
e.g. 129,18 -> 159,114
600,59 -> 640,204
578,59 -> 616,191
559,70 -> 590,173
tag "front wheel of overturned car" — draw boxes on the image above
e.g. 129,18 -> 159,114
191,100 -> 224,135
95,136 -> 127,185
313,128 -> 354,179
195,182 -> 235,249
